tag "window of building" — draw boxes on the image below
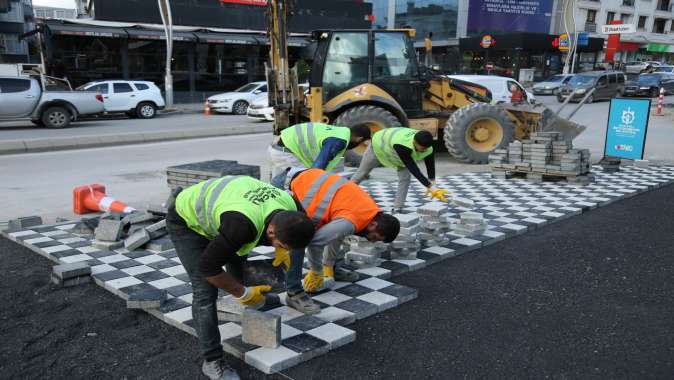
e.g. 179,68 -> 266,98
322,32 -> 369,101
395,0 -> 459,41
113,83 -> 133,93
55,10 -> 66,18
638,16 -> 648,30
657,0 -> 671,12
606,12 -> 615,24
620,14 -> 632,24
622,0 -> 634,6
374,32 -> 418,80
586,9 -> 597,24
0,78 -> 31,93
653,18 -> 667,33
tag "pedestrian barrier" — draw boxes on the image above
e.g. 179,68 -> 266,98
203,100 -> 211,116
656,87 -> 664,116
73,183 -> 135,214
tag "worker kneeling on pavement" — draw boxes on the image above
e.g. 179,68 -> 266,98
351,128 -> 449,212
272,168 -> 400,314
165,176 -> 315,380
268,122 -> 371,178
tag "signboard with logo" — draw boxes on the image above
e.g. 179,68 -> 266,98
467,0 -> 554,35
647,43 -> 674,53
604,98 -> 651,160
480,35 -> 495,48
577,32 -> 589,46
601,24 -> 636,34
558,33 -> 569,52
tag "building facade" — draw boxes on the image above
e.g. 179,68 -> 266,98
0,0 -> 35,63
34,6 -> 77,20
573,0 -> 674,63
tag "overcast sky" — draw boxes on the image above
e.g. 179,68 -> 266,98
32,0 -> 76,8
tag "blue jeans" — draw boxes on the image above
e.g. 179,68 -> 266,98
165,192 -> 223,362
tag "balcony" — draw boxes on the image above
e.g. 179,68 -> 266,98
584,23 -> 597,32
622,0 -> 635,7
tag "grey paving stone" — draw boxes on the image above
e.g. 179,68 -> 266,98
95,219 -> 124,242
51,274 -> 91,287
122,211 -> 156,225
8,216 -> 43,231
285,315 -> 326,332
147,236 -> 173,252
379,284 -> 418,304
126,287 -> 167,309
92,240 -> 124,250
135,270 -> 170,283
92,269 -> 128,282
281,333 -> 330,360
52,262 -> 91,280
333,299 -> 378,320
159,297 -> 191,313
164,283 -> 193,297
124,229 -> 151,251
242,309 -> 282,349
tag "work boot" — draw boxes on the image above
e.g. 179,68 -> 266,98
286,291 -> 321,315
333,266 -> 359,282
202,358 -> 240,380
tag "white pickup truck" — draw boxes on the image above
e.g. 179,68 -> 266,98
0,75 -> 104,128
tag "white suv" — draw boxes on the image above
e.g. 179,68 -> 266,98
78,80 -> 165,118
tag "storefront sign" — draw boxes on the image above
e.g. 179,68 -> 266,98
480,35 -> 495,48
467,0 -> 554,35
558,33 -> 569,52
647,43 -> 674,53
219,0 -> 267,5
601,24 -> 636,34
604,98 -> 651,160
577,32 -> 589,46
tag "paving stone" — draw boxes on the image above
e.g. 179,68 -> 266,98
217,296 -> 246,322
285,315 -> 326,332
8,216 -> 43,231
379,284 -> 418,304
92,239 -> 124,250
281,333 -> 330,360
124,229 -> 151,251
122,211 -> 156,225
333,299 -> 378,320
94,219 -> 124,242
52,262 -> 91,280
306,323 -> 356,350
51,274 -> 91,287
244,345 -> 302,374
146,236 -> 173,252
242,309 -> 282,349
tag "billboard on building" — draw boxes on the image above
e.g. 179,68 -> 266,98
467,0 -> 553,36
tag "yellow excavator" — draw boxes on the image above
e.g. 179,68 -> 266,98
265,0 -> 585,164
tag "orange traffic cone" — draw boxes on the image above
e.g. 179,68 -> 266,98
204,100 -> 211,116
73,183 -> 136,215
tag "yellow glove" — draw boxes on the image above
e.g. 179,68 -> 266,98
237,285 -> 272,307
272,247 -> 290,271
303,270 -> 324,293
426,187 -> 450,203
323,265 -> 335,279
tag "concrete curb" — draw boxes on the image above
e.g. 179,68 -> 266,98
0,124 -> 272,155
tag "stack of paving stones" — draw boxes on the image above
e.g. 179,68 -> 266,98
416,203 -> 451,248
489,131 -> 594,184
166,160 -> 261,191
450,211 -> 488,237
599,156 -> 622,173
92,210 -> 172,252
388,213 -> 421,259
344,237 -> 388,267
5,165 -> 674,374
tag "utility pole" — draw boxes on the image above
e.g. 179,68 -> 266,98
562,0 -> 577,74
387,0 -> 395,29
158,0 -> 173,108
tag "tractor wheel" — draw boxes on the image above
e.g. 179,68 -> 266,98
334,105 -> 402,166
444,103 -> 515,164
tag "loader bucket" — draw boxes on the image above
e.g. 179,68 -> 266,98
540,107 -> 587,142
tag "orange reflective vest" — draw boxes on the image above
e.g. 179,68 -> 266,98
290,168 -> 380,231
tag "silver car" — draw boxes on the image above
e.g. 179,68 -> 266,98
624,61 -> 661,74
532,74 -> 574,95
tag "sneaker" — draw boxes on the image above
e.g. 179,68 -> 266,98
286,291 -> 321,315
334,266 -> 359,282
202,358 -> 241,380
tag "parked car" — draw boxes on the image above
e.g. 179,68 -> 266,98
624,61 -> 661,74
0,75 -> 104,128
654,65 -> 674,74
532,74 -> 574,95
446,75 -> 536,104
207,81 -> 267,115
246,94 -> 273,121
556,71 -> 625,103
623,73 -> 674,97
78,80 -> 165,119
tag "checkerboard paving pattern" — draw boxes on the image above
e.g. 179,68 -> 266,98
3,165 -> 673,374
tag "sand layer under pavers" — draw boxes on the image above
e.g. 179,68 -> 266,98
3,164 -> 674,374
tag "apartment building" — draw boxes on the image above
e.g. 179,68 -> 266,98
0,0 -> 35,63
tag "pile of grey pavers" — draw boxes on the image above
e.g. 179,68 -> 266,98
450,211 -> 488,237
388,213 -> 421,260
417,203 -> 451,248
167,160 -> 261,191
344,237 -> 389,267
90,209 -> 171,252
599,156 -> 621,173
489,131 -> 594,185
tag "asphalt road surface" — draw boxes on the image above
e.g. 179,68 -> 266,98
2,175 -> 672,379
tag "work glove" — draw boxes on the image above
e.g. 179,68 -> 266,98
425,186 -> 450,203
272,247 -> 290,271
303,270 -> 324,293
323,265 -> 335,280
236,285 -> 272,308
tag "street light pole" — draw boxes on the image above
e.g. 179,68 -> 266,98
158,0 -> 174,108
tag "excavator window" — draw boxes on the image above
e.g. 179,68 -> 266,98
373,32 -> 418,80
321,32 -> 369,102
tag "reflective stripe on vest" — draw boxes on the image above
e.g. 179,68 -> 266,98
299,172 -> 348,224
195,176 -> 238,237
294,122 -> 315,162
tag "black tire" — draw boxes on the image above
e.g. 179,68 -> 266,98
586,95 -> 594,104
41,106 -> 71,129
443,103 -> 515,164
557,95 -> 564,103
136,102 -> 156,119
334,105 -> 403,166
232,100 -> 248,115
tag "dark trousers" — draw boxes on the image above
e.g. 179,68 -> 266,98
165,190 -> 245,362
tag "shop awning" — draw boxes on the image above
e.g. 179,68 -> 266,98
194,32 -> 261,45
46,22 -> 128,39
124,28 -> 197,42
253,35 -> 310,47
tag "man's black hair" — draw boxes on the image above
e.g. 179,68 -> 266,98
272,211 -> 315,249
414,130 -> 434,148
350,124 -> 372,140
373,212 -> 400,243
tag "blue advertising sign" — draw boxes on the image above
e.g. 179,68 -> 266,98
467,0 -> 554,35
577,32 -> 589,46
604,98 -> 651,160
